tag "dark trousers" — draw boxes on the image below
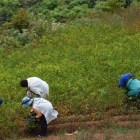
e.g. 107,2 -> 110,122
40,114 -> 47,136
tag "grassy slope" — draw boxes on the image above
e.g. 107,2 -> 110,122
1,21 -> 140,137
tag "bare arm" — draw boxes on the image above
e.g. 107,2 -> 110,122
29,108 -> 34,116
32,108 -> 42,119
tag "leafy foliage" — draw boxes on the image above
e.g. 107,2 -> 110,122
1,1 -> 140,139
0,0 -> 21,25
98,0 -> 125,12
10,8 -> 30,33
0,0 -> 137,24
0,9 -> 52,47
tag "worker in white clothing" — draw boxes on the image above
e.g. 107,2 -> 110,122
20,77 -> 49,98
22,96 -> 58,138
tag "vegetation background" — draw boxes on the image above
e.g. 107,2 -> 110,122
1,0 -> 140,138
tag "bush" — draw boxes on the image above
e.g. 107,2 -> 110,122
0,0 -> 21,25
11,8 -> 30,33
100,0 -> 125,13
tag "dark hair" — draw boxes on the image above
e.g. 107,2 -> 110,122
20,80 -> 28,87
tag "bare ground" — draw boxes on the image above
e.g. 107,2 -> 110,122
16,109 -> 140,140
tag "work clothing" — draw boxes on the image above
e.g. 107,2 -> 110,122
27,77 -> 49,98
0,98 -> 3,105
22,96 -> 58,137
126,78 -> 140,98
0,98 -> 3,108
33,98 -> 58,124
40,114 -> 47,136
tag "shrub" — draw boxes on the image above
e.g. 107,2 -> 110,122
0,0 -> 21,25
100,0 -> 125,13
11,8 -> 30,33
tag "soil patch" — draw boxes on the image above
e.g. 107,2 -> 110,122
17,109 -> 140,140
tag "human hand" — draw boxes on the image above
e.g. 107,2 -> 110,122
27,90 -> 33,97
30,116 -> 36,119
29,112 -> 32,117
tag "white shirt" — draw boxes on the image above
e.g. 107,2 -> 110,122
27,77 -> 49,98
32,98 -> 58,124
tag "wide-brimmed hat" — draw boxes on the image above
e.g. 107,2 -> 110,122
22,96 -> 34,107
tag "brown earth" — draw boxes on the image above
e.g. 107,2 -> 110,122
16,109 -> 140,140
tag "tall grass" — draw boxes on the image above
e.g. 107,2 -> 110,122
1,4 -> 140,138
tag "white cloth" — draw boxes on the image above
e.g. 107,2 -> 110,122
32,98 -> 58,124
27,77 -> 49,98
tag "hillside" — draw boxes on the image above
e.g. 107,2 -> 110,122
1,1 -> 140,139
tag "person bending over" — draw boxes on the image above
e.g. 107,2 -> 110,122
118,73 -> 140,99
22,96 -> 58,138
20,77 -> 49,98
